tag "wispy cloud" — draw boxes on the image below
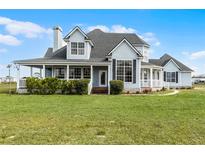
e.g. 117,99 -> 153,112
182,50 -> 205,60
0,16 -> 52,38
140,32 -> 160,46
87,24 -> 160,46
0,48 -> 8,53
0,34 -> 22,46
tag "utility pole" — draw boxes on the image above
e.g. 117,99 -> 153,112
7,64 -> 12,94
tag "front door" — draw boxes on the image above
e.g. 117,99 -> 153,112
99,70 -> 107,87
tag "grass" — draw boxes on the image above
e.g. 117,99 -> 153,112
0,82 -> 16,94
0,84 -> 205,144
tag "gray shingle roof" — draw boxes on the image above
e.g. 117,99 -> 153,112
44,48 -> 53,57
149,54 -> 193,71
87,29 -> 149,59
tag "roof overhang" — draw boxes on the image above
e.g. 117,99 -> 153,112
107,38 -> 143,57
64,26 -> 88,40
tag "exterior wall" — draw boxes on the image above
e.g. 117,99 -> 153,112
134,45 -> 149,62
93,66 -> 107,87
112,42 -> 138,59
181,72 -> 192,87
112,41 -> 141,92
66,30 -> 91,60
163,60 -> 192,88
163,60 -> 181,88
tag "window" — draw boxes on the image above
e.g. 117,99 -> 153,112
69,67 -> 90,79
116,60 -> 132,82
83,68 -> 91,79
54,68 -> 65,79
166,72 -> 176,82
71,42 -> 85,55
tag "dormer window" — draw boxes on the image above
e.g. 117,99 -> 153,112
71,42 -> 85,55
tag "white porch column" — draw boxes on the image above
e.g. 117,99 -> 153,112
16,65 -> 20,90
40,68 -> 42,78
160,69 -> 163,87
30,66 -> 33,77
90,65 -> 93,83
66,65 -> 69,81
108,65 -> 111,94
42,65 -> 45,79
150,68 -> 153,88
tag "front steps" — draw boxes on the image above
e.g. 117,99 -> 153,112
92,87 -> 108,94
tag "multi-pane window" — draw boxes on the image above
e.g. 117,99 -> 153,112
71,42 -> 85,55
83,68 -> 91,79
69,67 -> 90,79
54,68 -> 65,79
166,72 -> 176,82
116,60 -> 132,82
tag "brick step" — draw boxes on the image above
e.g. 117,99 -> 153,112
92,87 -> 108,94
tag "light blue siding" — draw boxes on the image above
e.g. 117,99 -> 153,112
93,66 -> 107,87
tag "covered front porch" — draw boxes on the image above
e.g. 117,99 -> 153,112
16,64 -> 112,94
141,64 -> 163,89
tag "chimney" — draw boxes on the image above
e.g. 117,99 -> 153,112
53,26 -> 63,51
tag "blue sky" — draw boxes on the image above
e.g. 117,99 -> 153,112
0,9 -> 205,77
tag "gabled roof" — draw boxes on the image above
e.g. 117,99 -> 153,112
64,26 -> 89,39
149,53 -> 193,72
87,29 -> 149,59
107,38 -> 143,57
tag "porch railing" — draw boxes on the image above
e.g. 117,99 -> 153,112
19,79 -> 26,88
141,79 -> 163,88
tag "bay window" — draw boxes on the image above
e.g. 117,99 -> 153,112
71,42 -> 85,55
116,60 -> 132,82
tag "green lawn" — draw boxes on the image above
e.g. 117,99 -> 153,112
0,85 -> 205,144
0,82 -> 16,94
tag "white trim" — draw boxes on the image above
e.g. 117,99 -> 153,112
64,26 -> 88,39
99,70 -> 107,87
107,38 -> 142,57
164,59 -> 181,70
115,59 -> 133,83
70,42 -> 85,56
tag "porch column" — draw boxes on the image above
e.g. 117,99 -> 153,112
108,65 -> 111,94
90,65 -> 93,83
160,69 -> 163,87
150,68 -> 153,88
42,65 -> 45,79
66,65 -> 69,81
16,65 -> 20,90
40,68 -> 42,78
30,66 -> 33,77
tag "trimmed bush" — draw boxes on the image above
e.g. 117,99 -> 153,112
26,77 -> 60,95
110,80 -> 124,95
75,79 -> 90,95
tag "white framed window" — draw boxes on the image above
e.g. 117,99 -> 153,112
71,42 -> 85,55
69,67 -> 90,79
54,68 -> 65,79
166,72 -> 176,82
116,60 -> 132,82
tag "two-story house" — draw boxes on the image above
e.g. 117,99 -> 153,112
14,26 -> 193,94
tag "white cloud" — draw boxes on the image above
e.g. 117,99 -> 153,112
140,32 -> 160,46
0,48 -> 7,53
87,24 -> 136,33
87,25 -> 110,32
190,51 -> 205,60
0,16 -> 52,38
87,25 -> 160,46
0,34 -> 22,46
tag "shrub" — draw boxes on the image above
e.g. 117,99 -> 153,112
142,89 -> 152,94
74,79 -> 90,95
60,80 -> 68,94
26,77 -> 39,94
110,80 -> 124,95
26,77 -> 60,94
